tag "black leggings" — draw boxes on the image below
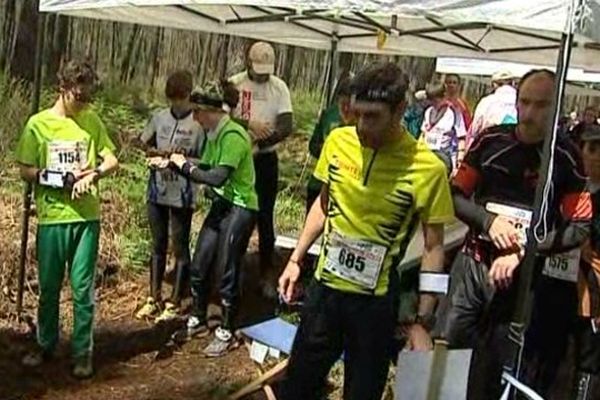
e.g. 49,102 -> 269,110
190,198 -> 255,329
280,279 -> 397,400
147,202 -> 193,304
254,151 -> 278,261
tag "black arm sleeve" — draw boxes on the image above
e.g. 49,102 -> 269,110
536,142 -> 592,255
452,187 -> 494,234
257,112 -> 293,149
536,220 -> 590,255
180,163 -> 232,187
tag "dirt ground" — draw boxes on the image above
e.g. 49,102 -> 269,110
0,249 -> 288,400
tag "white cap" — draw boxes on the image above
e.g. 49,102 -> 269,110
248,42 -> 275,75
414,90 -> 427,101
491,70 -> 515,82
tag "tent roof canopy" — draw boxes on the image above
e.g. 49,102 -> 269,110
39,1 -> 600,71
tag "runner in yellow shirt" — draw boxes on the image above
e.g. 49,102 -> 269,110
277,63 -> 455,400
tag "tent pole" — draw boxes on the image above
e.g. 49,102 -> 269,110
325,37 -> 338,106
16,11 -> 46,318
502,16 -> 575,399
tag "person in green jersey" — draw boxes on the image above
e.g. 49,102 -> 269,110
169,80 -> 257,357
16,60 -> 118,379
306,76 -> 355,214
278,63 -> 454,400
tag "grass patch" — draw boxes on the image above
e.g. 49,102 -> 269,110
292,89 -> 322,136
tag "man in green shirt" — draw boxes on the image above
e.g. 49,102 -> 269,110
16,60 -> 118,379
306,77 -> 354,213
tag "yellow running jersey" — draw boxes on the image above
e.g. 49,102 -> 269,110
313,126 -> 455,295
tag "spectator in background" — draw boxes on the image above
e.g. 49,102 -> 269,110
467,70 -> 517,146
306,76 -> 354,214
573,125 -> 600,399
229,41 -> 294,284
444,73 -> 472,131
571,106 -> 599,148
420,84 -> 467,173
403,89 -> 430,139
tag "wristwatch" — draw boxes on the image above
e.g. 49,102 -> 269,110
414,313 -> 437,331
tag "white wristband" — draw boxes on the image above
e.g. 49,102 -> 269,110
419,272 -> 450,294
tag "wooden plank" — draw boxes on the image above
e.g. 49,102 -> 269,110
228,359 -> 289,400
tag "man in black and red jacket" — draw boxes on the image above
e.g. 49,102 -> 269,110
442,69 -> 592,399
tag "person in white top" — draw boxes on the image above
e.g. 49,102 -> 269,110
229,41 -> 294,275
136,70 -> 204,322
420,84 -> 467,173
467,70 -> 517,147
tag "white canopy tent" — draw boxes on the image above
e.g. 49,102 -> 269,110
436,57 -> 600,83
39,0 -> 600,71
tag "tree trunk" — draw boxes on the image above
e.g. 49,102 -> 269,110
150,27 -> 163,92
282,45 -> 295,84
46,14 -> 69,84
110,22 -> 119,68
0,0 -> 16,72
10,0 -> 39,82
120,24 -> 140,83
198,33 -> 212,83
219,35 -> 231,80
127,29 -> 146,83
93,22 -> 101,70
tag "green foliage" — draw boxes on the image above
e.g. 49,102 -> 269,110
292,89 -> 322,136
0,72 -> 30,159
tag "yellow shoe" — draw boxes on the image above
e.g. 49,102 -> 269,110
135,297 -> 159,320
155,302 -> 179,323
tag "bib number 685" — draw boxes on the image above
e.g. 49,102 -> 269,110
339,248 -> 366,272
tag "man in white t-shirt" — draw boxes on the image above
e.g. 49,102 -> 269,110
230,41 -> 294,277
467,70 -> 517,147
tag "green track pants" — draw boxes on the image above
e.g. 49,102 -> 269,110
36,221 -> 100,358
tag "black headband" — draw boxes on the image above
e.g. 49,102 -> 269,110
190,92 -> 223,109
352,88 -> 404,104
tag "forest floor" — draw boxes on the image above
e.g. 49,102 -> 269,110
0,247 -> 290,400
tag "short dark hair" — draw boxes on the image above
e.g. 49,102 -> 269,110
584,106 -> 598,115
57,60 -> 98,91
165,70 -> 193,99
517,69 -> 556,91
221,79 -> 240,109
350,63 -> 408,109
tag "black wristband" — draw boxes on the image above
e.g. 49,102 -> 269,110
414,314 -> 436,331
181,161 -> 193,176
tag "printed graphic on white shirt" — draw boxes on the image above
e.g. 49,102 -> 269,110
142,109 -> 204,208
